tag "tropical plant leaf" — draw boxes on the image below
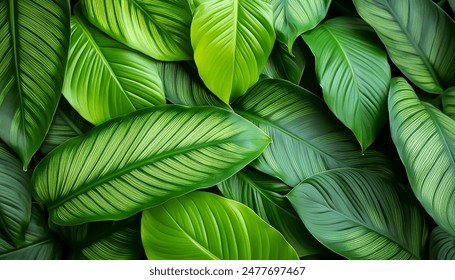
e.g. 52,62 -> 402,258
0,141 -> 31,246
353,0 -> 455,93
0,0 -> 70,169
272,0 -> 331,50
80,0 -> 193,61
191,0 -> 275,104
63,5 -> 166,125
218,167 -> 325,257
262,38 -> 306,85
388,77 -> 455,236
141,191 -> 299,260
0,206 -> 61,260
287,168 -> 428,260
233,78 -> 394,187
32,105 -> 270,225
450,0 -> 455,12
430,227 -> 455,260
303,17 -> 391,151
40,98 -> 93,155
442,87 -> 455,120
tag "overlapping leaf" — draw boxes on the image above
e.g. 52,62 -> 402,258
0,0 -> 70,168
430,227 -> 455,260
389,77 -> 455,235
141,191 -> 298,260
442,87 -> 455,120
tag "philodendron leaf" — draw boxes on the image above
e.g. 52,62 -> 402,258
81,0 -> 193,61
64,5 -> 166,125
32,105 -> 270,225
389,77 -> 455,236
442,87 -> 455,120
0,206 -> 61,260
218,167 -> 325,257
0,141 -> 31,246
430,227 -> 455,260
191,0 -> 275,104
141,191 -> 299,260
303,17 -> 391,151
272,0 -> 331,50
0,0 -> 70,169
233,78 -> 394,187
288,168 -> 428,260
353,0 -> 455,93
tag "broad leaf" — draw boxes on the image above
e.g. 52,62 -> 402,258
430,227 -> 455,260
442,87 -> 455,120
0,0 -> 70,169
191,0 -> 275,104
0,206 -> 61,260
303,17 -> 391,151
64,6 -> 166,125
233,78 -> 394,187
0,141 -> 31,246
81,0 -> 192,61
32,105 -> 270,225
272,0 -> 331,50
141,191 -> 299,260
288,168 -> 428,260
389,77 -> 455,236
450,0 -> 455,12
218,167 -> 325,257
353,0 -> 455,92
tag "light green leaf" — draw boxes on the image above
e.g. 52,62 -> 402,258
430,227 -> 455,260
32,105 -> 270,225
218,167 -> 325,257
288,168 -> 428,260
233,78 -> 394,187
64,6 -> 166,125
80,0 -> 192,61
303,17 -> 391,151
0,0 -> 70,169
442,87 -> 455,120
272,0 -> 331,50
0,141 -> 31,246
353,0 -> 455,92
389,77 -> 455,236
450,0 -> 455,12
191,0 -> 275,104
141,191 -> 299,260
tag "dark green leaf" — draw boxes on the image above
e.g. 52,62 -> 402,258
442,87 -> 455,120
430,227 -> 455,260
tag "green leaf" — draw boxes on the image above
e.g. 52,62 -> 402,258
0,141 -> 31,246
353,0 -> 455,93
430,227 -> 455,260
0,0 -> 70,169
80,0 -> 192,61
218,167 -> 325,257
0,206 -> 61,260
450,0 -> 455,12
262,39 -> 306,85
442,87 -> 455,120
32,105 -> 270,225
191,0 -> 275,104
303,17 -> 391,151
389,77 -> 455,236
63,6 -> 166,125
288,168 -> 428,260
141,191 -> 299,260
233,78 -> 394,187
272,0 -> 331,50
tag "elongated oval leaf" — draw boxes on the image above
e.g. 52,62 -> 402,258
233,78 -> 394,187
141,191 -> 298,260
81,0 -> 192,61
0,141 -> 31,246
442,87 -> 455,120
64,6 -> 166,125
288,168 -> 428,260
218,167 -> 325,257
191,0 -> 275,104
32,105 -> 270,225
353,0 -> 455,92
430,227 -> 455,260
272,0 -> 331,50
303,17 -> 391,151
389,77 -> 455,236
0,0 -> 70,168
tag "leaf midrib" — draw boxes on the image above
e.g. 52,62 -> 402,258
0,238 -> 55,259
